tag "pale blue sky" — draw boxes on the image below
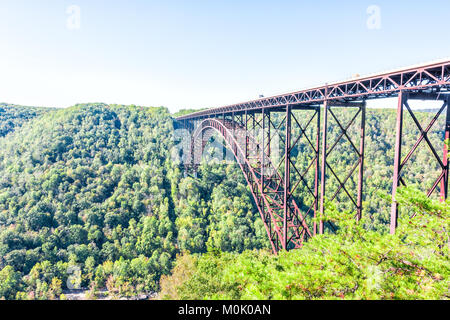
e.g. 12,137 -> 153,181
0,0 -> 449,112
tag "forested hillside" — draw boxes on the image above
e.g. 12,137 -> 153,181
0,103 -> 49,137
0,103 -> 448,300
0,103 -> 267,299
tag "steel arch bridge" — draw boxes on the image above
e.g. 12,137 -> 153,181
176,59 -> 450,253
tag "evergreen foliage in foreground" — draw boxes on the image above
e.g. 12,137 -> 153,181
160,187 -> 449,300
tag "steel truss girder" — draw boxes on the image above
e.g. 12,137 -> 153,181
177,60 -> 450,121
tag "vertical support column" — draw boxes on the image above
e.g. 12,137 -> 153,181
222,113 -> 227,162
441,97 -> 450,201
264,110 -> 271,186
190,124 -> 195,167
232,112 -> 235,135
390,91 -> 405,234
314,106 -> 321,236
356,101 -> 366,222
252,113 -> 256,165
191,120 -> 196,168
267,111 -> 271,158
261,109 -> 266,190
245,110 -> 249,160
194,119 -> 203,177
231,112 -> 235,165
183,120 -> 192,178
319,100 -> 329,235
284,105 -> 292,250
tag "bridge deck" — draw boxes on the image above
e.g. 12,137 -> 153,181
176,59 -> 450,120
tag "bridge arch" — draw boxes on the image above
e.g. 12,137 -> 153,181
190,118 -> 312,253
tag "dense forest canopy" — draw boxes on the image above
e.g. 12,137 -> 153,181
0,103 -> 50,137
0,103 -> 267,299
0,102 -> 448,300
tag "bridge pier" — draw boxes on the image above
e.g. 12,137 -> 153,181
283,105 -> 291,249
357,102 -> 367,222
441,95 -> 450,200
319,100 -> 328,235
276,105 -> 319,248
390,92 -> 450,234
314,106 -> 321,236
319,100 -> 367,234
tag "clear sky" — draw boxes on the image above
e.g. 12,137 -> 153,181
0,0 -> 449,112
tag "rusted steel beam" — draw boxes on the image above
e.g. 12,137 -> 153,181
245,109 -> 249,160
328,101 -> 366,108
391,91 -> 405,234
284,105 -> 292,249
314,107 -> 320,236
441,97 -> 450,200
319,100 -> 328,235
261,108 -> 266,191
357,102 -> 366,222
